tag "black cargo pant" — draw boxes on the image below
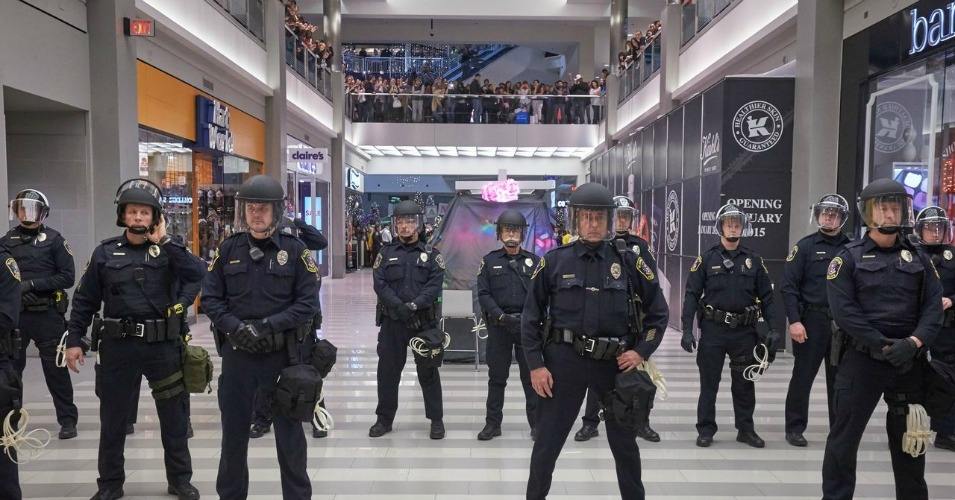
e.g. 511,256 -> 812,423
696,322 -> 758,437
0,359 -> 22,500
484,322 -> 537,428
375,318 -> 443,424
784,308 -> 836,434
14,309 -> 77,428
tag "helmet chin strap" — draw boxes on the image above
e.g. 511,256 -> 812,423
725,236 -> 740,243
877,227 -> 900,235
128,226 -> 148,235
503,239 -> 520,248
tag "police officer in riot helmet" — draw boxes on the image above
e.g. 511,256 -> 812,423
524,183 -> 668,500
780,194 -> 851,447
476,209 -> 539,441
0,235 -> 23,499
202,175 -> 319,499
63,179 -> 203,500
1,189 -> 77,441
822,179 -> 943,499
915,206 -> 955,452
370,199 -> 446,439
682,203 -> 779,449
575,195 -> 660,443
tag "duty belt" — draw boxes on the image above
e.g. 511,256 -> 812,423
94,317 -> 177,343
701,304 -> 758,329
22,290 -> 68,313
800,302 -> 832,318
548,328 -> 628,361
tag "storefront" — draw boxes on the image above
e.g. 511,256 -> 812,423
136,61 -> 265,263
839,0 -> 955,221
286,136 -> 330,275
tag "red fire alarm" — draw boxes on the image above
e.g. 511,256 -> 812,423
123,17 -> 155,37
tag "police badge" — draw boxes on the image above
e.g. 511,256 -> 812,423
745,257 -> 752,269
946,249 -> 953,261
277,250 -> 289,266
37,232 -> 47,242
420,252 -> 429,263
525,258 -> 533,268
148,245 -> 161,258
610,262 -> 621,279
901,249 -> 913,263
632,245 -> 641,256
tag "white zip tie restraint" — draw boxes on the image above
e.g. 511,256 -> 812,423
312,389 -> 334,432
54,331 -> 69,368
902,404 -> 934,458
409,332 -> 450,358
472,318 -> 488,340
1,408 -> 51,464
636,360 -> 668,400
743,344 -> 770,382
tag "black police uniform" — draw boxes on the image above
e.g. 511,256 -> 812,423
682,244 -> 777,440
926,243 -> 955,441
251,218 -> 328,434
203,231 -> 318,500
580,233 -> 656,432
0,225 -> 77,432
523,240 -> 668,500
477,247 -> 539,431
372,239 -> 445,427
66,233 -> 204,494
822,234 -> 942,499
781,231 -> 850,436
0,249 -> 22,500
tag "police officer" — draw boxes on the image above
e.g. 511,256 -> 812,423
202,175 -> 318,499
476,209 -> 539,441
780,194 -> 851,447
575,195 -> 660,443
0,245 -> 22,500
524,183 -> 668,500
63,179 -> 202,500
249,216 -> 329,440
681,203 -> 779,449
914,206 -> 955,452
823,179 -> 943,499
370,200 -> 446,439
2,189 -> 77,440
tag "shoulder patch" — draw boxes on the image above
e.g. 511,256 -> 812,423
63,240 -> 74,256
531,256 -> 546,279
786,244 -> 798,262
302,249 -> 318,273
690,255 -> 702,272
477,258 -> 484,275
208,248 -> 219,272
373,253 -> 382,269
929,259 -> 941,279
5,257 -> 20,282
636,256 -> 655,281
435,253 -> 446,270
826,256 -> 843,280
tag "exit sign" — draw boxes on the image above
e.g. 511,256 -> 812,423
123,17 -> 155,37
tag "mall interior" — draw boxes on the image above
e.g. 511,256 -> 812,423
2,0 -> 955,498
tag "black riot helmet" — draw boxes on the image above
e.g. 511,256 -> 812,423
496,209 -> 527,247
857,178 -> 914,234
612,195 -> 638,234
568,183 -> 614,242
811,194 -> 849,232
393,200 -> 424,240
234,175 -> 285,234
915,205 -> 951,246
115,179 -> 163,232
715,203 -> 751,242
9,189 -> 50,225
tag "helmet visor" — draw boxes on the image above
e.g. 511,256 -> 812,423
234,199 -> 282,235
9,199 -> 46,224
812,201 -> 848,231
117,179 -> 162,203
570,206 -> 613,242
613,206 -> 635,233
394,214 -> 423,239
716,212 -> 752,238
498,223 -> 526,244
916,218 -> 952,245
857,195 -> 914,229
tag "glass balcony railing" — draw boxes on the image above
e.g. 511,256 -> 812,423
617,36 -> 662,104
210,0 -> 265,42
682,0 -> 736,46
346,93 -> 605,125
286,27 -> 333,98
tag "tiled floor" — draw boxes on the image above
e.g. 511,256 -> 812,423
15,270 -> 955,499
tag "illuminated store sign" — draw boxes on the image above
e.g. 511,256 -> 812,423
909,3 -> 955,55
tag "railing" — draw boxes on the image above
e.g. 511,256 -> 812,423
681,0 -> 736,46
343,55 -> 456,80
286,27 -> 332,98
346,93 -> 605,125
617,36 -> 663,104
209,0 -> 265,42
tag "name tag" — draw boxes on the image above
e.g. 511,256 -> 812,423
112,252 -> 126,256
562,274 -> 575,279
229,259 -> 241,264
862,254 -> 875,259
493,265 -> 503,269
389,257 -> 398,261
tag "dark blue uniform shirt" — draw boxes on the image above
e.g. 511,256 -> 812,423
522,240 -> 669,370
372,240 -> 445,313
827,233 -> 942,351
0,226 -> 75,296
781,231 -> 850,323
202,232 -> 318,336
477,247 -> 539,319
0,249 -> 21,342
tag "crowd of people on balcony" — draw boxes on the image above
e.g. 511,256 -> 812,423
285,0 -> 333,69
345,70 -> 609,125
616,20 -> 662,75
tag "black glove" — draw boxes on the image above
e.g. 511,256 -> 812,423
21,292 -> 40,305
229,323 -> 262,353
394,302 -> 414,320
681,329 -> 697,353
500,313 -> 522,330
764,330 -> 779,353
20,280 -> 33,294
882,337 -> 919,368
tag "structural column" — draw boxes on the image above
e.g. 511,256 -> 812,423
659,4 -> 681,115
87,0 -> 140,241
606,0 -> 627,138
264,0 -> 288,181
790,0 -> 844,240
325,0 -> 346,279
